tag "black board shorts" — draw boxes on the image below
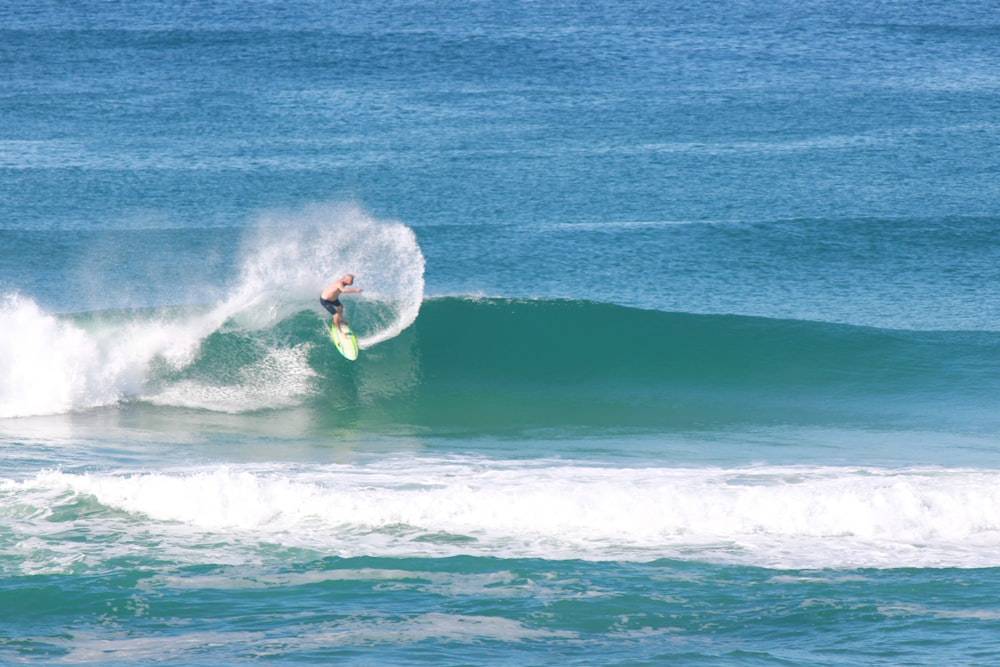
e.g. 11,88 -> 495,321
320,297 -> 342,315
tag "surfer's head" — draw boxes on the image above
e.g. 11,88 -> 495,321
344,274 -> 355,285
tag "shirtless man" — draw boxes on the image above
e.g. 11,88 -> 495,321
320,274 -> 362,332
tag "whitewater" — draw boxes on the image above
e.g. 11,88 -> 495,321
0,204 -> 424,418
7,461 -> 1000,572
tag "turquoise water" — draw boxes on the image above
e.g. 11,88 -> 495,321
3,0 -> 1000,664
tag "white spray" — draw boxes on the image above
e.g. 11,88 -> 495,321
228,202 -> 425,348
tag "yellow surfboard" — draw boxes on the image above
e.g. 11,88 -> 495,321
330,322 -> 359,361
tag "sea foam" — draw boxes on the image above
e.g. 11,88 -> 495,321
0,293 -> 198,418
7,461 -> 1000,570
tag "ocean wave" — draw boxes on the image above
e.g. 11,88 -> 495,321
0,204 -> 425,418
6,460 -> 1000,570
3,296 -> 998,433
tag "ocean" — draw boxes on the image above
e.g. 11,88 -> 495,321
2,0 -> 1000,663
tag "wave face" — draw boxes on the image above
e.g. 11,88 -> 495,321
6,296 -> 997,436
366,298 -> 1000,434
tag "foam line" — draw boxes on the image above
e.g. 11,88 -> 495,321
7,462 -> 1000,569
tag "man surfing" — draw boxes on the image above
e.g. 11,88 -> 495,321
320,274 -> 362,333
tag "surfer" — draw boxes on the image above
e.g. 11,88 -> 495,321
320,274 -> 362,332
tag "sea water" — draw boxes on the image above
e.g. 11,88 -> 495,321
2,0 -> 1000,664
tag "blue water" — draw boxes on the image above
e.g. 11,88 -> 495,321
3,0 -> 1000,663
